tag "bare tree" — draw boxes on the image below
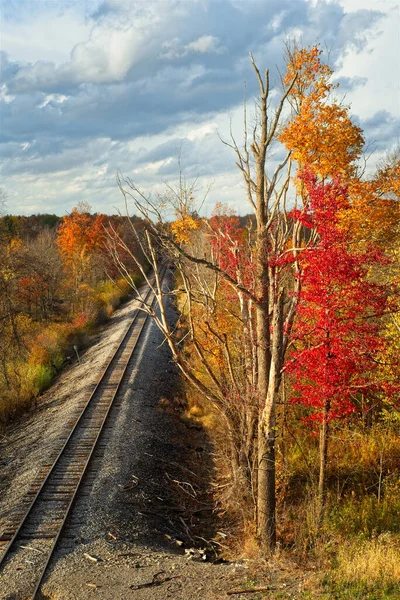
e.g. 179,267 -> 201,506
106,53 -> 319,551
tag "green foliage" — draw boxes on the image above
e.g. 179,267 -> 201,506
0,214 -> 61,241
277,418 -> 400,565
96,278 -> 131,319
31,364 -> 53,395
327,481 -> 400,537
39,214 -> 60,229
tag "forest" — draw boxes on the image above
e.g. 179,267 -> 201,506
0,205 -> 148,424
1,44 -> 399,598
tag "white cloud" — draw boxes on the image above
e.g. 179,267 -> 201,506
39,94 -> 68,109
69,22 -> 149,83
186,35 -> 223,54
335,3 -> 400,121
1,0 -> 398,215
0,84 -> 14,103
6,2 -> 172,90
186,122 -> 217,141
1,9 -> 91,65
133,157 -> 174,174
161,35 -> 224,60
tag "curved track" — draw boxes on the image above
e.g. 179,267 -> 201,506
0,270 -> 165,599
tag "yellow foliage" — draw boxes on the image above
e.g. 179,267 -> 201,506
340,162 -> 400,246
170,216 -> 200,244
378,221 -> 400,404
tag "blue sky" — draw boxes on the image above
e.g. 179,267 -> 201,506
1,0 -> 399,216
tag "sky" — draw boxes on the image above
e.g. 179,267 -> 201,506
0,0 -> 399,217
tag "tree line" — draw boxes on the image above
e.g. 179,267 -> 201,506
0,205 -> 147,425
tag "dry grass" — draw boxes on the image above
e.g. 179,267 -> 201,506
328,534 -> 400,596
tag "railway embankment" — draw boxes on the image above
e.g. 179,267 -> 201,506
0,275 -> 306,599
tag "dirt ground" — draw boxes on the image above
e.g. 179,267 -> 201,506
0,283 -> 310,600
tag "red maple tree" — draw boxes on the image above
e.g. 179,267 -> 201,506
287,170 -> 389,523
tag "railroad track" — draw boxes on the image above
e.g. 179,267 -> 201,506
0,269 -> 166,599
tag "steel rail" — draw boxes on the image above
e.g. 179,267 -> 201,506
0,267 -> 166,599
0,279 -> 153,564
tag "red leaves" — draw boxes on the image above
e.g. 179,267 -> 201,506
288,208 -> 314,230
209,205 -> 254,293
287,171 -> 389,423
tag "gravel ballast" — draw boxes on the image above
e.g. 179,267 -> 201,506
0,276 -> 307,599
0,278 -> 252,599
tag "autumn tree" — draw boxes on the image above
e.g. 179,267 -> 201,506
0,239 -> 23,383
0,237 -> 34,413
378,218 -> 400,417
287,171 -> 390,525
180,204 -> 259,498
336,150 -> 400,419
17,230 -> 63,321
370,152 -> 400,415
102,214 -> 149,283
338,150 -> 400,251
57,203 -> 105,313
279,44 -> 365,182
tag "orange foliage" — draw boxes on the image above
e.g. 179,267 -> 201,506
57,208 -> 105,264
280,45 -> 364,180
375,153 -> 400,198
342,154 -> 400,244
282,44 -> 332,106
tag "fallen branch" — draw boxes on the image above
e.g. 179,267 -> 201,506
84,552 -> 98,562
165,472 -> 198,498
20,545 -> 44,554
130,570 -> 181,590
227,587 -> 271,596
179,515 -> 196,544
143,452 -> 201,479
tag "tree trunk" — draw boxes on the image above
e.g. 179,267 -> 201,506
257,410 -> 276,550
317,399 -> 331,527
256,293 -> 284,551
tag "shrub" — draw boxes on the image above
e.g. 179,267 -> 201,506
327,477 -> 400,537
0,272 -> 145,430
30,363 -> 53,395
29,327 -> 64,370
